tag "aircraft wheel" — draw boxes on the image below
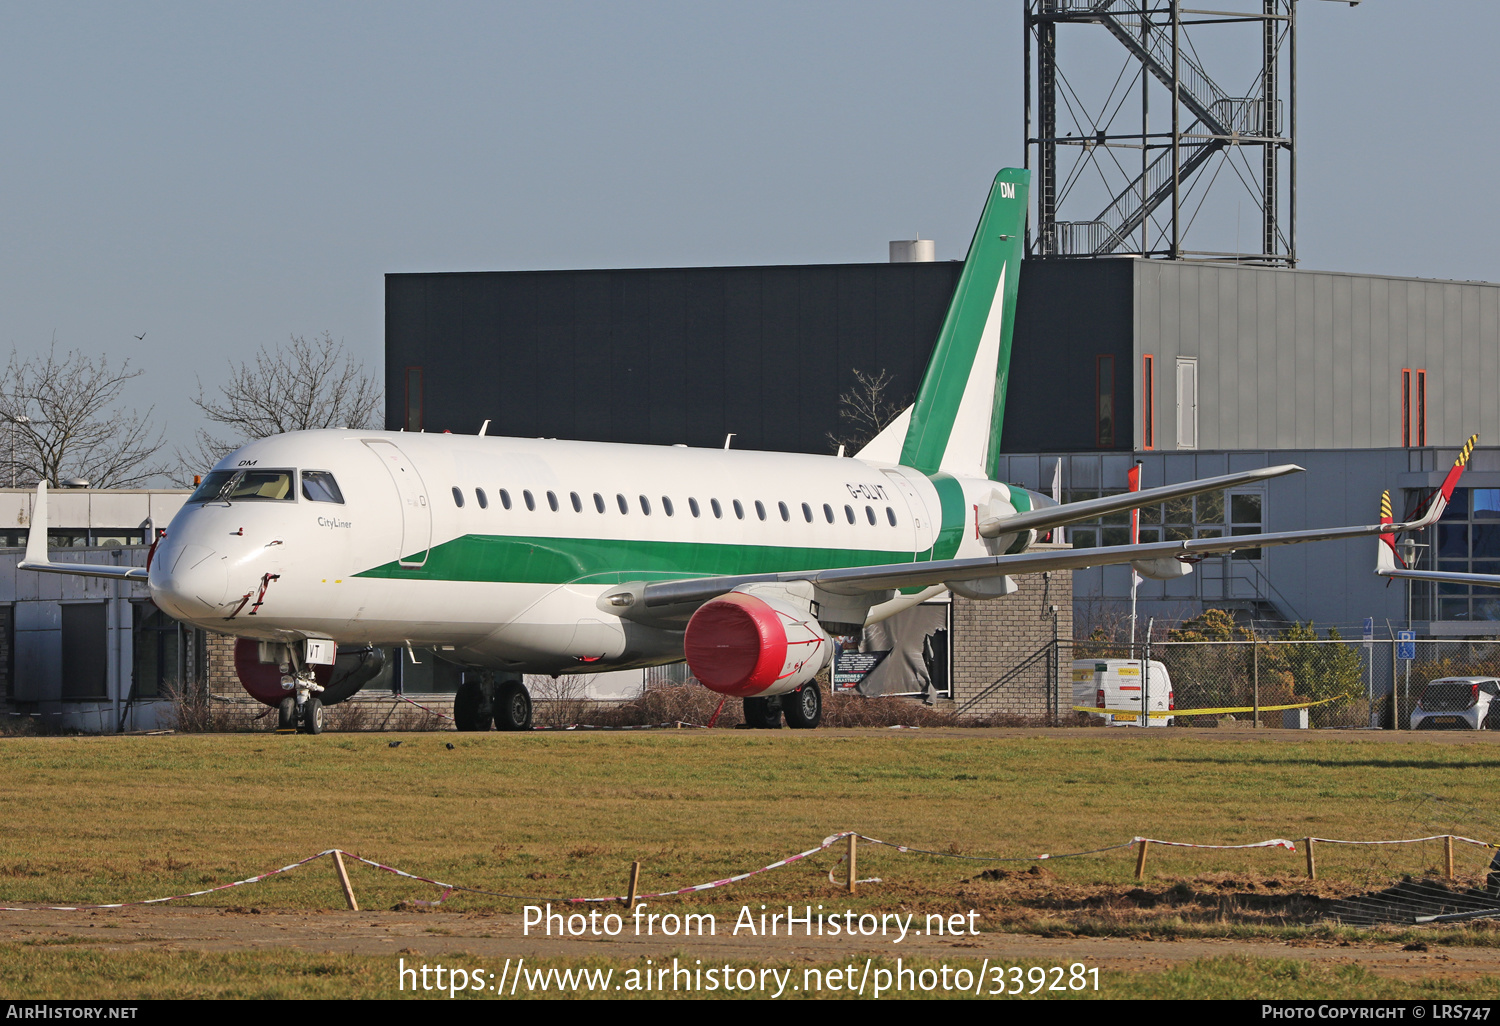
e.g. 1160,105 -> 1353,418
743,696 -> 782,729
783,682 -> 822,729
302,697 -> 324,735
453,680 -> 490,732
277,697 -> 296,731
494,680 -> 532,731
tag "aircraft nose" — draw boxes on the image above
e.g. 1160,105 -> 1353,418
149,543 -> 229,621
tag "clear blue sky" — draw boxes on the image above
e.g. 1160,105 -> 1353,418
1,2 -> 1496,466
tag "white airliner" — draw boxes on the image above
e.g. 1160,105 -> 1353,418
20,168 -> 1447,734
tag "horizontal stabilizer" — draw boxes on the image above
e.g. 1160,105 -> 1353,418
979,464 -> 1302,539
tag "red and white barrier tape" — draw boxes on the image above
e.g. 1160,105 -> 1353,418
1133,836 -> 1297,851
0,849 -> 335,912
395,695 -> 453,721
3,829 -> 1488,912
1308,834 -> 1495,849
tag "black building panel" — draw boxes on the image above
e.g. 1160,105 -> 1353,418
385,259 -> 1128,455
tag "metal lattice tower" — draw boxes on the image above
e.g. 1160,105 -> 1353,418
1025,1 -> 1295,265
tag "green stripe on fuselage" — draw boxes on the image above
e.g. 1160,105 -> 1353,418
355,535 -> 919,585
923,473 -> 967,562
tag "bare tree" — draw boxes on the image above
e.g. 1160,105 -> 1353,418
0,345 -> 169,488
826,367 -> 910,453
183,332 -> 382,476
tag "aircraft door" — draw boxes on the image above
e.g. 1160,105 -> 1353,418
363,439 -> 432,567
880,468 -> 935,558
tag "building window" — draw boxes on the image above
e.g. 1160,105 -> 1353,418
1068,486 -> 1261,559
1142,354 -> 1155,450
61,603 -> 107,700
1402,368 -> 1412,447
1416,369 -> 1427,447
404,367 -> 422,432
1096,354 -> 1115,448
1415,487 -> 1500,621
133,602 -> 180,700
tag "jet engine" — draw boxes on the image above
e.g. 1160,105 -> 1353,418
683,591 -> 832,697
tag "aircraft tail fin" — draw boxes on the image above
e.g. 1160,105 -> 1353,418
898,168 -> 1029,481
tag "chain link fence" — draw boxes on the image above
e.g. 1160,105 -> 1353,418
1053,636 -> 1500,729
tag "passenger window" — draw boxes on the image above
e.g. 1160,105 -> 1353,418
689,497 -> 701,518
617,494 -> 629,514
712,499 -> 724,519
866,505 -> 876,525
823,503 -> 834,524
754,500 -> 766,521
662,497 -> 674,517
476,488 -> 488,509
301,471 -> 345,504
801,502 -> 813,523
639,495 -> 652,516
777,501 -> 789,522
452,487 -> 465,508
733,500 -> 744,520
845,504 -> 855,524
523,490 -> 536,511
886,507 -> 897,526
594,492 -> 606,513
547,490 -> 559,512
571,491 -> 582,512
500,489 -> 512,510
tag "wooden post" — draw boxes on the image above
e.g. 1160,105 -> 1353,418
1134,839 -> 1150,881
847,834 -> 858,895
1446,836 -> 1455,881
625,861 -> 641,908
332,850 -> 359,911
1304,838 -> 1316,881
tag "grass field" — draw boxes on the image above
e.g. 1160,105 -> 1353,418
2,728 -> 1499,998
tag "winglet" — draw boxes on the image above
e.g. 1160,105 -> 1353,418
25,480 -> 47,566
1406,433 -> 1478,530
1377,489 -> 1399,574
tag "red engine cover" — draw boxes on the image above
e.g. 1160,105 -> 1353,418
683,592 -> 790,697
234,637 -> 331,707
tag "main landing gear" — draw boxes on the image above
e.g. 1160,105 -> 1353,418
454,673 -> 533,732
743,682 -> 822,730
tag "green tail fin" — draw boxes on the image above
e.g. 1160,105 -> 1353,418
899,168 -> 1029,480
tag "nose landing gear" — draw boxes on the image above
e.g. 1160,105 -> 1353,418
279,664 -> 327,735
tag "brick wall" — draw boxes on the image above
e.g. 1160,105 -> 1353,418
950,561 -> 1073,723
204,631 -> 452,730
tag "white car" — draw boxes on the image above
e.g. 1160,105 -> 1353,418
1411,676 -> 1500,730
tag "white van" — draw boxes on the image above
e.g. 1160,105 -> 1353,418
1072,659 -> 1175,727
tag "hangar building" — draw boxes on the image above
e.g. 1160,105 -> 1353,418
388,256 -> 1500,638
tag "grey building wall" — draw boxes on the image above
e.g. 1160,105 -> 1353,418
1134,262 -> 1500,452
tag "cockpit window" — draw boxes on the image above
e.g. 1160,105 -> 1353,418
227,469 -> 296,502
187,470 -> 237,504
301,471 -> 345,504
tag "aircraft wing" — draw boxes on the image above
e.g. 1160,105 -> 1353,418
978,464 -> 1302,538
628,514 -> 1439,615
16,481 -> 150,581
